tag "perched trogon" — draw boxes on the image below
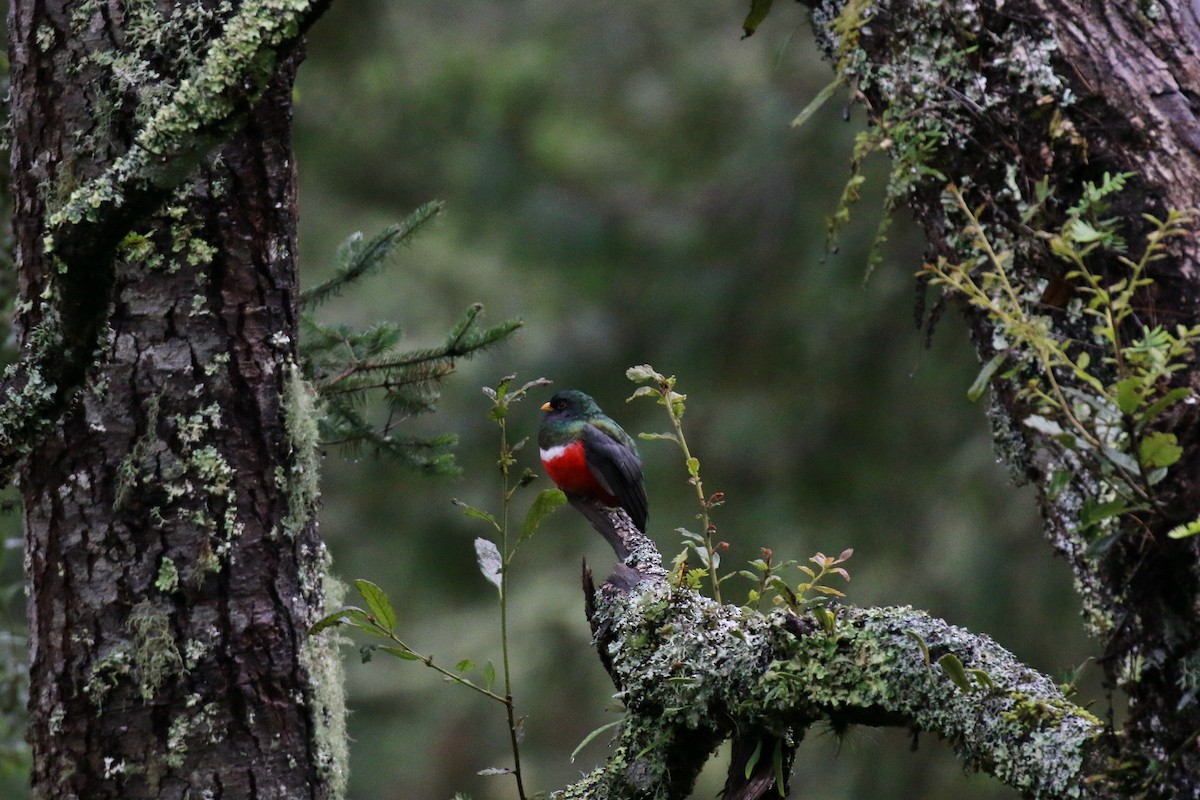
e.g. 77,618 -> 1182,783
539,390 -> 649,552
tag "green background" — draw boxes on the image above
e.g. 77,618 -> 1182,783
0,2 -> 1099,798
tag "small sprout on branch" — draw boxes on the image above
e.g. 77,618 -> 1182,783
741,548 -> 853,615
627,364 -> 725,601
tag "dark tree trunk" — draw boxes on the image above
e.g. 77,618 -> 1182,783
10,2 -> 340,798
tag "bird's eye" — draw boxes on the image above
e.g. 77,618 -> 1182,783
554,400 -> 565,409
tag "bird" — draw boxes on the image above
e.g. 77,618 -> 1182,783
539,389 -> 649,539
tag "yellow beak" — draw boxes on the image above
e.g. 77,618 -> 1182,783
540,401 -> 552,411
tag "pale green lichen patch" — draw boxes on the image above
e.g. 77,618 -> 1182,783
116,389 -> 244,581
299,569 -> 349,798
280,362 -> 323,536
126,600 -> 185,702
154,557 -> 179,593
48,0 -> 326,231
113,394 -> 162,510
83,645 -> 133,710
164,698 -> 222,769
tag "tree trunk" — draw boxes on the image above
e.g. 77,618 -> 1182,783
10,2 -> 341,797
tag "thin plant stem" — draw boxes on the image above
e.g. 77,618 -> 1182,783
497,414 -> 528,800
664,404 -> 722,603
377,631 -> 511,704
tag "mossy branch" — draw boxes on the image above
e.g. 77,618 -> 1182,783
562,530 -> 1114,800
0,0 -> 332,479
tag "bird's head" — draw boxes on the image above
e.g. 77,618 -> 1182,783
540,389 -> 603,422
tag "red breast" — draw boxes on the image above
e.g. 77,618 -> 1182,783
540,440 -> 620,506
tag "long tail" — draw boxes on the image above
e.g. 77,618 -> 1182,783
566,494 -> 631,560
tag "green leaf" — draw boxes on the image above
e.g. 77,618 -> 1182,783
742,0 -> 774,38
1046,469 -> 1072,499
1023,414 -> 1065,437
1080,497 -> 1128,528
1113,377 -> 1143,416
1065,218 -> 1105,244
1167,516 -> 1200,539
790,75 -> 844,130
686,457 -> 701,478
1084,530 -> 1123,559
1146,466 -> 1169,486
904,629 -> 931,669
477,767 -> 513,776
625,364 -> 664,384
1139,387 -> 1192,426
353,579 -> 397,632
966,668 -> 995,690
669,392 -> 687,418
474,538 -> 503,590
938,653 -> 972,692
571,718 -> 624,763
520,489 -> 567,546
454,499 -> 501,531
308,607 -> 368,636
1139,431 -> 1183,469
482,660 -> 497,690
744,738 -> 764,780
967,352 -> 1007,402
377,645 -> 420,661
456,659 -> 475,673
638,431 -> 679,443
772,739 -> 786,796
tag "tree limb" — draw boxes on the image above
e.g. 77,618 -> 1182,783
562,517 -> 1113,800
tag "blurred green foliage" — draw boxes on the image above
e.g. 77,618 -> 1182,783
0,1 -> 1099,799
293,3 -> 1094,800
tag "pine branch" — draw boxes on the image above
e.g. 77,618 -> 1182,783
299,201 -> 444,310
299,220 -> 523,468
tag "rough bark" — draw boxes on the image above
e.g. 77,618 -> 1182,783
10,1 -> 340,797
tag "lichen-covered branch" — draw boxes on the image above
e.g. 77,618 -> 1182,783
562,522 -> 1112,800
0,0 -> 332,478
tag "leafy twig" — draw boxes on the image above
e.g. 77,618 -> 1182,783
457,374 -> 564,799
627,365 -> 726,602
